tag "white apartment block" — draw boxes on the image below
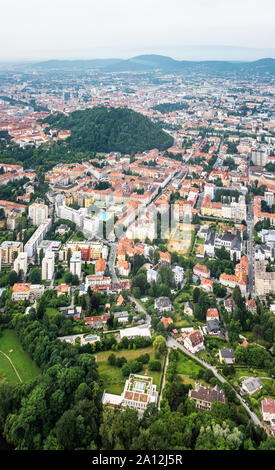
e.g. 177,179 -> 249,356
204,183 -> 215,200
14,252 -> 28,276
56,204 -> 85,228
70,251 -> 82,278
83,215 -> 99,237
28,203 -> 49,226
42,251 -> 55,281
24,219 -> 52,258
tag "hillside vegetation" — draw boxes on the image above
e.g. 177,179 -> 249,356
43,106 -> 173,154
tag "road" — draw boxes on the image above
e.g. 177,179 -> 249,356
167,336 -> 266,432
158,348 -> 170,410
246,199 -> 255,296
129,296 -> 151,326
108,242 -> 119,284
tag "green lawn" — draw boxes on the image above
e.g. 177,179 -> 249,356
54,275 -> 67,286
45,307 -> 61,321
175,350 -> 209,387
96,347 -> 164,395
176,351 -> 204,377
0,329 -> 41,385
233,367 -> 267,380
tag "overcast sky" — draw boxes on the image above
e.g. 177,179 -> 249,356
1,0 -> 274,60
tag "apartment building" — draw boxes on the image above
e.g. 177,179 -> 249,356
42,251 -> 55,281
24,219 -> 52,258
70,251 -> 82,278
64,241 -> 106,261
255,260 -> 275,296
1,241 -> 23,264
13,252 -> 28,276
28,203 -> 49,226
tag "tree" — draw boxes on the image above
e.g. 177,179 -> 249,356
193,287 -> 200,303
29,268 -> 42,284
158,265 -> 174,287
39,248 -> 44,265
64,272 -> 73,285
67,248 -> 72,267
108,353 -> 116,366
122,364 -> 131,377
148,360 -> 161,371
7,270 -> 18,286
153,335 -> 167,356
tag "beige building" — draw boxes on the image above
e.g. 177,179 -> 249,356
255,261 -> 275,296
1,241 -> 23,264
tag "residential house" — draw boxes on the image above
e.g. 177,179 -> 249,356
154,296 -> 174,312
241,377 -> 263,395
184,301 -> 193,317
181,330 -> 204,354
193,264 -> 210,279
219,348 -> 235,365
206,308 -> 219,322
261,398 -> 275,423
160,317 -> 174,329
246,299 -> 257,314
188,383 -> 225,410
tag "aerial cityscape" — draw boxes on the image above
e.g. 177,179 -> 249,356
0,0 -> 275,456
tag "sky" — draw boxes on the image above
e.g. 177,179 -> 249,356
0,0 -> 274,61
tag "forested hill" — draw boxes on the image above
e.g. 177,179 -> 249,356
42,107 -> 173,154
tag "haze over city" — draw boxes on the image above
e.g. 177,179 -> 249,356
0,0 -> 275,61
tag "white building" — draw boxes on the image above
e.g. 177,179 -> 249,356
28,203 -> 49,226
119,325 -> 151,340
56,203 -> 85,228
70,251 -> 82,278
147,268 -> 159,284
42,251 -> 55,281
102,374 -> 158,414
13,252 -> 28,276
204,183 -> 215,200
24,219 -> 52,258
182,330 -> 204,354
83,215 -> 100,237
172,265 -> 184,284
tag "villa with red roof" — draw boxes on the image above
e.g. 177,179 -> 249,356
193,264 -> 210,279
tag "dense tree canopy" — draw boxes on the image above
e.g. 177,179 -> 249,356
42,107 -> 173,155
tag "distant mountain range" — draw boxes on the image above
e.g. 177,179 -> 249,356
32,54 -> 275,75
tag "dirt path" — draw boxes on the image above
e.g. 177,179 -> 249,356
0,350 -> 22,383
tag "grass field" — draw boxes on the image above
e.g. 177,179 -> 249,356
233,367 -> 267,380
175,350 -> 208,387
45,307 -> 61,319
95,347 -> 164,395
0,329 -> 41,385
